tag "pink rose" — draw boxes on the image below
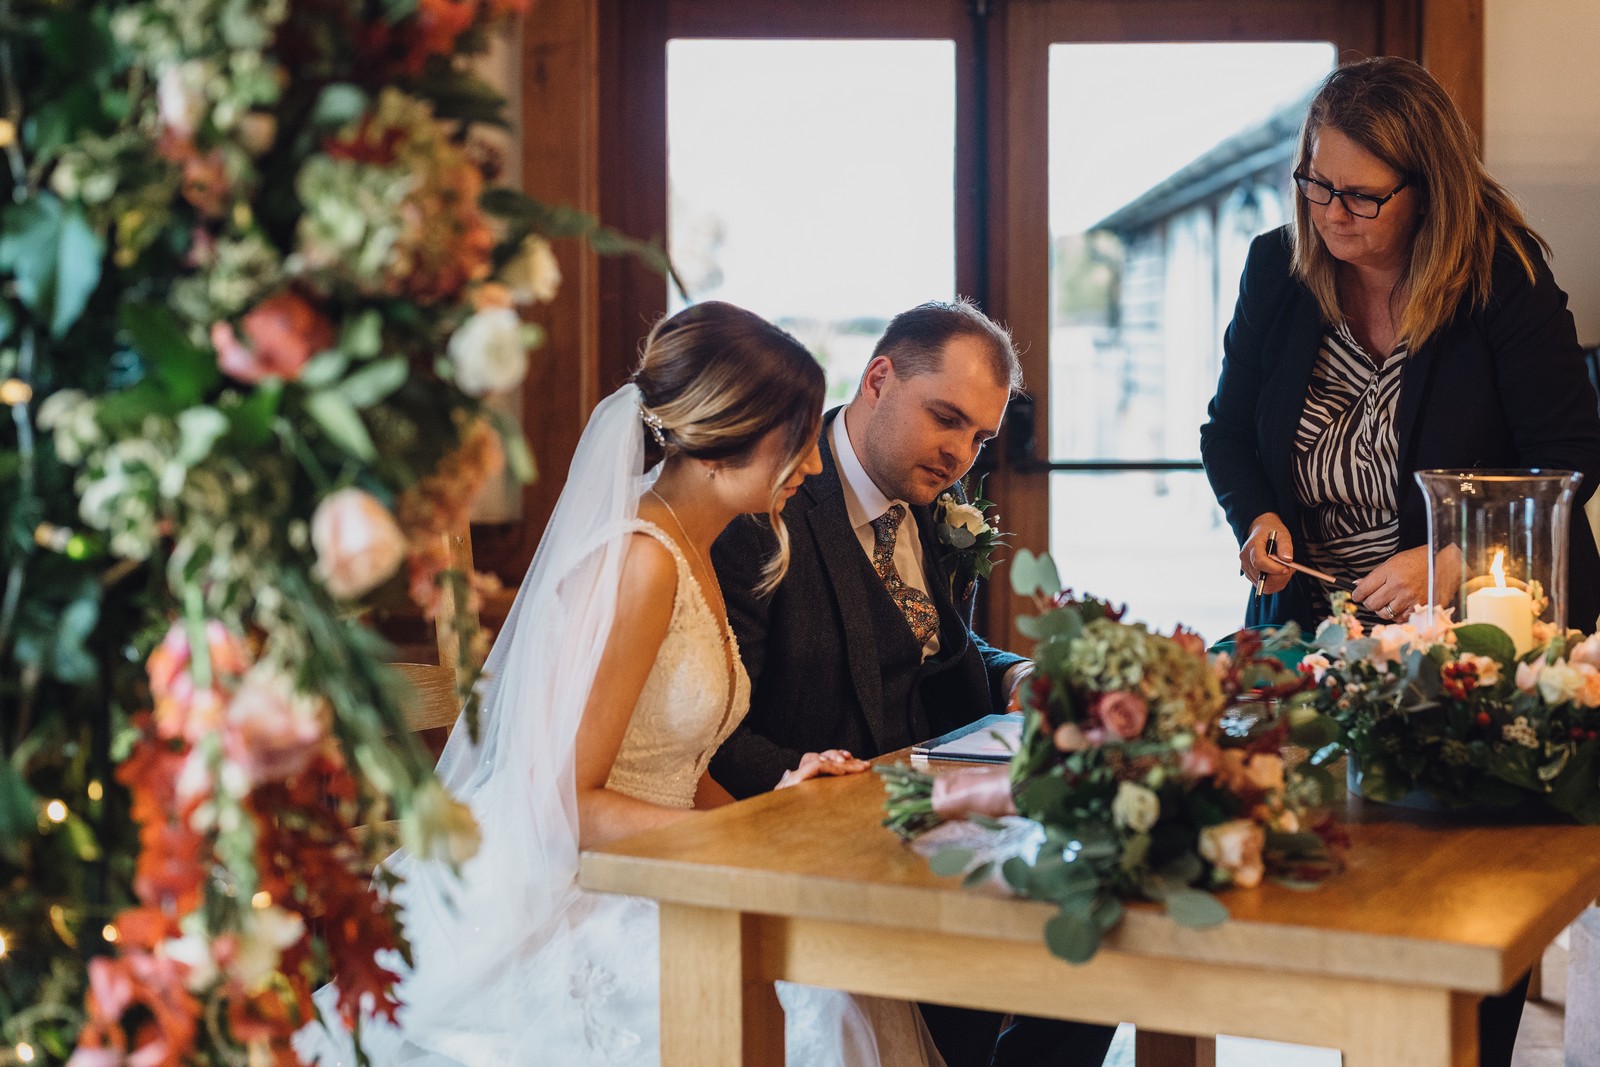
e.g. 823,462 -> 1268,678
1570,634 -> 1600,670
311,487 -> 406,600
212,291 -> 334,384
223,668 -> 327,785
1094,691 -> 1149,741
1515,659 -> 1543,695
930,766 -> 1017,819
1198,819 -> 1266,888
1180,735 -> 1222,778
1052,722 -> 1090,752
146,621 -> 250,743
86,956 -> 134,1019
66,1050 -> 124,1067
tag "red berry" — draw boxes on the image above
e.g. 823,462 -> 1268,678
1475,711 -> 1492,727
1573,728 -> 1586,741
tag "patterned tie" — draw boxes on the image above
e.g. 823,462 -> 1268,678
870,504 -> 939,645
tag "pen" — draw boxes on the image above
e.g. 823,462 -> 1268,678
1255,531 -> 1276,597
1267,550 -> 1359,593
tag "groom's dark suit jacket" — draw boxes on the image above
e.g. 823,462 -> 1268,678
709,409 -> 1024,799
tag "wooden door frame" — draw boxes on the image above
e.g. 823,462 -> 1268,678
508,0 -> 1483,644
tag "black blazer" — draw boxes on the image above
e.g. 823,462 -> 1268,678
709,409 -> 1025,797
1201,226 -> 1600,632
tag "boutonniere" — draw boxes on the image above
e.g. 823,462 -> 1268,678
932,478 -> 1007,602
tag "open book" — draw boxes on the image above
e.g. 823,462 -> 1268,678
911,712 -> 1023,764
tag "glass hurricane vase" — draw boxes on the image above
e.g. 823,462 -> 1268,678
1414,468 -> 1584,655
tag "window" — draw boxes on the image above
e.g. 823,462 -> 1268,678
667,39 -> 956,404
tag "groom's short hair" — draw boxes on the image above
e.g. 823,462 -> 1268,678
867,298 -> 1022,393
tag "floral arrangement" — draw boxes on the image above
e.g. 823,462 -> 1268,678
932,478 -> 1006,605
880,551 -> 1343,964
0,1 -> 660,1063
1295,594 -> 1600,822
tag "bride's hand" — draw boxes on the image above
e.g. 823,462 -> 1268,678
776,749 -> 870,789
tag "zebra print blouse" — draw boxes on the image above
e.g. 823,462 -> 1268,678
1292,322 -> 1409,624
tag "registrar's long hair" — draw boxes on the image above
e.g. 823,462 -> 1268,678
633,301 -> 824,595
1290,56 -> 1545,349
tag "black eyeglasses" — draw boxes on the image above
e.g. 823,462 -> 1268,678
1293,171 -> 1410,219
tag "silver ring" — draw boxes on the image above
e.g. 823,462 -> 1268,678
1381,606 -> 1394,618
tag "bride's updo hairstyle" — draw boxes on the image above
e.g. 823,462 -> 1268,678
633,301 -> 824,593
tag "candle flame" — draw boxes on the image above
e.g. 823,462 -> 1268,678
1490,549 -> 1507,588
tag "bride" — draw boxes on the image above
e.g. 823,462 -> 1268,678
297,301 -> 946,1066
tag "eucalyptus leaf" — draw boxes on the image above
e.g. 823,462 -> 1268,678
1164,888 -> 1230,928
961,861 -> 995,888
336,357 -> 408,409
298,352 -> 349,389
312,84 -> 369,129
1009,548 -> 1061,599
1000,855 -> 1033,893
305,392 -> 376,461
0,195 -> 105,338
176,407 -> 228,468
943,526 -> 977,550
1044,908 -> 1102,964
343,310 -> 383,359
928,847 -> 975,877
1016,608 -> 1083,643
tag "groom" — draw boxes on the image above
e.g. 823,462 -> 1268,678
710,299 -> 1116,1067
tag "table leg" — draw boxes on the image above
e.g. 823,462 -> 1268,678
1133,1031 -> 1216,1067
659,902 -> 785,1067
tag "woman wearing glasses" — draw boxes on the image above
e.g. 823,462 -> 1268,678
1201,56 -> 1600,651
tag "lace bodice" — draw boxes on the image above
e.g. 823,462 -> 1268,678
604,520 -> 750,808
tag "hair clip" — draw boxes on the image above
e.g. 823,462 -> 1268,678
638,404 -> 668,448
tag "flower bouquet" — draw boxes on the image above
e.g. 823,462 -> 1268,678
1294,594 -> 1600,821
880,551 -> 1343,964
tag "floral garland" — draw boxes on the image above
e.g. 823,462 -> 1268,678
0,1 -> 661,1063
881,551 -> 1343,965
1294,595 -> 1600,821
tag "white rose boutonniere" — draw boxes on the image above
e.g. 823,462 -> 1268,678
932,477 -> 1008,604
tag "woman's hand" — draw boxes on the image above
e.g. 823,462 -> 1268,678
1352,544 -> 1433,621
1242,513 -> 1295,596
776,749 -> 870,789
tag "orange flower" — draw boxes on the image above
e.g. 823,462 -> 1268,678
146,621 -> 250,744
213,291 -> 335,384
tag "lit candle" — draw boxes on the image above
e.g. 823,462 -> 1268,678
1465,549 -> 1534,655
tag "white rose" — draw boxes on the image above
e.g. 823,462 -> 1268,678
501,236 -> 562,304
230,905 -> 306,990
402,779 -> 482,866
157,61 -> 211,140
311,487 -> 406,600
448,307 -> 529,395
1538,660 -> 1584,706
1111,780 -> 1160,834
943,501 -> 990,536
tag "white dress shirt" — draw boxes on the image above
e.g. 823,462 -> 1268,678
831,411 -> 941,659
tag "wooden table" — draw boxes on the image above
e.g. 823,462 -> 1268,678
579,758 -> 1600,1067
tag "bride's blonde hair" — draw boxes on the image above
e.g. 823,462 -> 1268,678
633,302 -> 824,595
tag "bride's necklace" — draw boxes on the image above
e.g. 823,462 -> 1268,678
647,490 -> 734,654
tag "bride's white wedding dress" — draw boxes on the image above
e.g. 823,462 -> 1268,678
296,519 -> 944,1067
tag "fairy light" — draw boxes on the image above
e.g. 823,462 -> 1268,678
0,931 -> 9,957
251,891 -> 272,909
0,378 -> 30,406
45,800 -> 68,823
87,780 -> 104,802
102,924 -> 120,944
16,1043 -> 35,1064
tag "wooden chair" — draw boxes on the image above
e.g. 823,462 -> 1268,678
393,526 -> 481,748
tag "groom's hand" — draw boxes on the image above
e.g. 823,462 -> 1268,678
776,749 -> 870,789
